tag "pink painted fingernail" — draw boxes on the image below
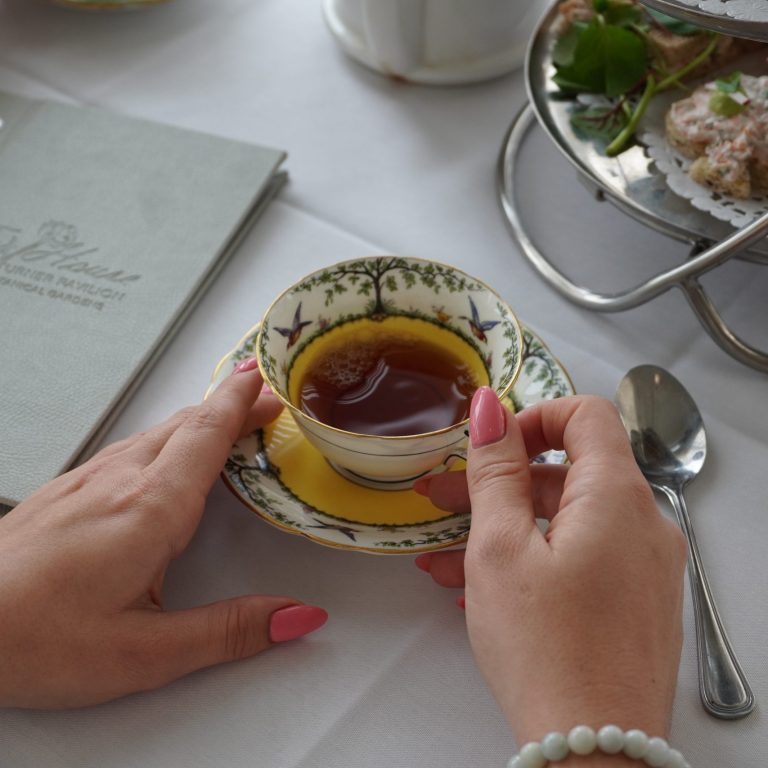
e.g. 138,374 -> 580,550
412,477 -> 432,496
233,357 -> 259,375
414,553 -> 432,572
469,386 -> 506,448
269,605 -> 328,643
456,596 -> 466,610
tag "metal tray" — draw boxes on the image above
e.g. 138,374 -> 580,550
638,0 -> 768,43
497,1 -> 768,371
524,2 -> 768,260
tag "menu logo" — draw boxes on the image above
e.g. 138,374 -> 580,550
0,221 -> 142,312
0,221 -> 141,284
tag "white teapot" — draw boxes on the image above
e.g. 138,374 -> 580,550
323,0 -> 550,84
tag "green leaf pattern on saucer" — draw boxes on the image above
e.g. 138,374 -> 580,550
217,324 -> 573,554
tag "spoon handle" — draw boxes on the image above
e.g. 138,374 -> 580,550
661,485 -> 755,719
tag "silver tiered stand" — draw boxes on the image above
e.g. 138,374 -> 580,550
498,0 -> 768,371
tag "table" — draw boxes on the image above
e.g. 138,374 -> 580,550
1,1 -> 766,765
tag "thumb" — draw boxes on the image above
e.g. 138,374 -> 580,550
142,596 -> 328,686
466,387 -> 537,544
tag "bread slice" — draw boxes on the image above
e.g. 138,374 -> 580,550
665,108 -> 709,160
689,155 -> 752,199
650,26 -> 757,76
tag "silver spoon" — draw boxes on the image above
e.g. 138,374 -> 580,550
615,365 -> 754,719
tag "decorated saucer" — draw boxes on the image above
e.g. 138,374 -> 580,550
208,322 -> 574,554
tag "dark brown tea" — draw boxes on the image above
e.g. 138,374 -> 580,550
292,319 -> 486,436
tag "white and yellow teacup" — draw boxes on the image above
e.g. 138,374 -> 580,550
257,256 -> 523,490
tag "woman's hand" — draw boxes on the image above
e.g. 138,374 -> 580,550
415,392 -> 686,749
0,359 -> 327,709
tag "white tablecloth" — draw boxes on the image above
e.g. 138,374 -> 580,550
1,1 -> 766,766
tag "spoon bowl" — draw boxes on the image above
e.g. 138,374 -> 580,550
616,364 -> 706,487
615,365 -> 754,719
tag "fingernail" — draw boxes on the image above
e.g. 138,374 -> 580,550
269,605 -> 328,643
469,386 -> 506,448
456,596 -> 466,610
262,383 -> 273,394
412,477 -> 432,496
414,553 -> 432,572
233,357 -> 259,375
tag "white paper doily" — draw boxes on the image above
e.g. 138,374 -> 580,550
673,0 -> 768,22
641,124 -> 768,228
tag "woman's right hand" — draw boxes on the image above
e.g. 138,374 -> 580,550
0,361 -> 327,710
415,393 -> 687,755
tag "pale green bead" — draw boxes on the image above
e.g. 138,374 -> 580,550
541,731 -> 569,761
665,747 -> 687,768
506,756 -> 523,768
645,737 -> 670,767
623,729 -> 649,759
568,725 -> 597,756
596,725 -> 624,755
518,741 -> 547,768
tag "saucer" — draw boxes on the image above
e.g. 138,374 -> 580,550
209,322 -> 574,554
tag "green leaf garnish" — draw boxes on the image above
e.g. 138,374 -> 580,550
570,103 -> 629,142
709,91 -> 746,117
715,71 -> 742,94
709,72 -> 748,115
553,20 -> 647,97
646,7 -> 703,36
554,7 -> 719,156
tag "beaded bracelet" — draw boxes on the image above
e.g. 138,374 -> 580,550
507,726 -> 691,768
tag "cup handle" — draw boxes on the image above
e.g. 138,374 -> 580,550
441,446 -> 467,470
362,0 -> 425,77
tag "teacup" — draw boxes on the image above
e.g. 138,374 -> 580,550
257,256 -> 523,490
322,0 -> 551,84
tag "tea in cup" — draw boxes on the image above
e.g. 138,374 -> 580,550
257,256 -> 523,489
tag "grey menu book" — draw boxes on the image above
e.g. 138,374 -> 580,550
0,91 -> 287,507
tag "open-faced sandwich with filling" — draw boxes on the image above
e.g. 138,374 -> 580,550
665,73 -> 768,199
